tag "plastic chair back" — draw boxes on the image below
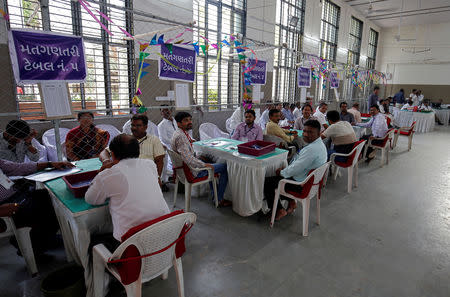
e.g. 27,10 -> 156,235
96,124 -> 121,145
109,212 -> 196,282
199,123 -> 230,140
148,121 -> 159,137
42,128 -> 70,162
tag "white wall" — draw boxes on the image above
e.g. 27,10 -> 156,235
377,22 -> 450,85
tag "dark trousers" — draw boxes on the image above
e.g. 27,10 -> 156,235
264,176 -> 303,210
1,189 -> 59,253
362,135 -> 384,158
89,233 -> 121,260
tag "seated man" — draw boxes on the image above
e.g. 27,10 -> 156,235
0,159 -> 73,254
265,109 -> 302,150
401,99 -> 414,110
420,100 -> 444,125
157,105 -> 178,149
258,101 -> 273,130
123,111 -> 158,136
0,120 -> 40,162
294,104 -> 317,130
357,105 -> 388,163
171,112 -> 231,207
339,102 -> 356,125
322,110 -> 357,159
86,134 -> 170,250
100,114 -> 166,189
65,112 -> 110,161
264,120 -> 327,221
293,102 -> 301,120
313,102 -> 329,130
347,102 -> 362,123
281,103 -> 295,126
231,109 -> 263,142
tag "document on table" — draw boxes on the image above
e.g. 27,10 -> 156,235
25,168 -> 81,183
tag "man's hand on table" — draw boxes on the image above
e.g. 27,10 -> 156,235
52,161 -> 75,170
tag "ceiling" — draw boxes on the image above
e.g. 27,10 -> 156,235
343,0 -> 450,28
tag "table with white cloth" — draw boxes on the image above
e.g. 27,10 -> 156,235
193,138 -> 288,216
394,110 -> 435,133
43,158 -> 111,297
434,109 -> 450,126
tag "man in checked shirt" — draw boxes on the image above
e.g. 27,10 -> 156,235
171,112 -> 231,207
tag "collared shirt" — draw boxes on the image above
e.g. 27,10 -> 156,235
171,128 -> 205,172
357,113 -> 388,138
340,112 -> 355,124
323,121 -> 357,145
419,104 -> 432,111
0,159 -> 37,203
347,107 -> 361,123
281,138 -> 327,182
0,133 -> 40,163
313,110 -> 327,128
401,103 -> 413,110
258,109 -> 270,129
411,95 -> 419,106
231,122 -> 263,142
157,118 -> 178,149
393,91 -> 405,104
65,126 -> 109,161
282,108 -> 295,122
294,115 -> 318,130
85,158 -> 170,241
123,119 -> 158,137
368,93 -> 379,112
265,121 -> 294,143
137,134 -> 165,161
293,107 -> 301,120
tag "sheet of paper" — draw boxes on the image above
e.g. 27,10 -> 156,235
156,96 -> 169,101
25,167 -> 81,183
300,88 -> 307,103
40,82 -> 73,119
252,85 -> 261,103
260,92 -> 264,100
167,90 -> 175,100
0,171 -> 14,190
175,83 -> 190,109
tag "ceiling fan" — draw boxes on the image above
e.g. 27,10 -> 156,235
365,0 -> 398,16
394,0 -> 417,42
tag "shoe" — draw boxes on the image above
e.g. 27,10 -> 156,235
368,150 -> 376,159
161,184 -> 169,192
438,122 -> 444,125
218,200 -> 232,207
365,156 -> 374,164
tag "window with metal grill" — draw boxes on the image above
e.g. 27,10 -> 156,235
347,16 -> 363,66
367,28 -> 378,69
320,0 -> 340,62
7,0 -> 134,119
193,0 -> 246,110
272,0 -> 305,102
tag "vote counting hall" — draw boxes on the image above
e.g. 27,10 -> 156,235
0,0 -> 449,297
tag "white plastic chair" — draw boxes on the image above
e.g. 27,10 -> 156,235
330,140 -> 366,193
96,124 -> 121,145
0,216 -> 38,276
168,150 -> 218,211
392,121 -> 416,151
93,212 -> 197,297
24,138 -> 48,163
199,123 -> 230,141
42,128 -> 70,162
270,162 -> 330,237
363,129 -> 395,167
123,120 -> 159,137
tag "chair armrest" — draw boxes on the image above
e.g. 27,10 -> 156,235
93,243 -> 112,263
277,178 -> 306,193
329,152 -> 351,164
196,167 -> 215,178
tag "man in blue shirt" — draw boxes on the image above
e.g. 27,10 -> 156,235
393,88 -> 405,106
281,103 -> 295,125
263,120 -> 327,221
367,86 -> 380,113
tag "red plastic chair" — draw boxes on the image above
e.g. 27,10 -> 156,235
393,121 -> 416,151
330,140 -> 366,193
269,162 -> 330,237
364,129 -> 395,167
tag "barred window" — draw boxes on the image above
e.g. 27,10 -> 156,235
273,0 -> 305,102
367,28 -> 378,69
320,0 -> 340,62
193,0 -> 246,110
7,0 -> 134,120
347,17 -> 363,66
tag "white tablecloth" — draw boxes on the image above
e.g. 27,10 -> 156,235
194,138 -> 288,216
395,111 -> 435,133
434,109 -> 450,126
353,126 -> 367,139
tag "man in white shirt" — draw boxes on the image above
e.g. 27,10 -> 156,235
347,102 -> 362,123
157,105 -> 178,149
313,102 -> 329,130
292,102 -> 301,120
86,134 -> 170,250
322,110 -> 357,159
258,101 -> 273,130
417,90 -> 424,104
401,99 -> 414,110
123,112 -> 158,136
357,105 -> 388,163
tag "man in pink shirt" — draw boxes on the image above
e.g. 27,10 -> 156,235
231,110 -> 263,142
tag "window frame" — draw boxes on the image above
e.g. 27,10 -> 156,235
320,0 -> 340,62
347,16 -> 363,66
367,28 -> 379,69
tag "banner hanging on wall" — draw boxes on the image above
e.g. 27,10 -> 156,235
330,71 -> 339,89
8,29 -> 87,84
247,59 -> 266,85
297,67 -> 311,88
159,45 -> 196,82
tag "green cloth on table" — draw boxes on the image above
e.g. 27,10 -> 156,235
45,158 -> 103,214
194,138 -> 287,160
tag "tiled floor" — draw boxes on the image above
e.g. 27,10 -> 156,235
1,126 -> 449,297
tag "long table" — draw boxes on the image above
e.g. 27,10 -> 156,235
435,109 -> 450,126
193,138 -> 288,216
44,158 -> 109,297
395,110 -> 435,133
